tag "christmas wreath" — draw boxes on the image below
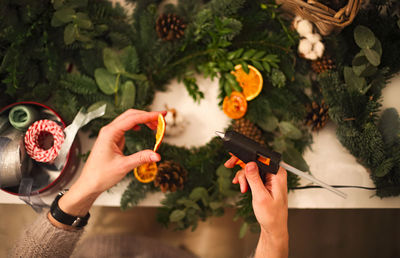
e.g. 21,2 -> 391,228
1,0 -> 399,235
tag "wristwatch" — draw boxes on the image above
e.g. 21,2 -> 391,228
50,190 -> 90,228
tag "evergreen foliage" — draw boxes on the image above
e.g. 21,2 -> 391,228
1,0 -> 399,234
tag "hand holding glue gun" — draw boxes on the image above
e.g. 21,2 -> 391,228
217,130 -> 347,198
220,130 -> 348,258
222,132 -> 289,258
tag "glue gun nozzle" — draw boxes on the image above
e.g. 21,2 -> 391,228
215,131 -> 225,139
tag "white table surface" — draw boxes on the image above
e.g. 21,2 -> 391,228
1,74 -> 400,208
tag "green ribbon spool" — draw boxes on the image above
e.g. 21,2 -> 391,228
8,105 -> 39,131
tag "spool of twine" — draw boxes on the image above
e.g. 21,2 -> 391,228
24,120 -> 65,163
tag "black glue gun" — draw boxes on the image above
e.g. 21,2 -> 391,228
216,130 -> 281,183
216,130 -> 348,199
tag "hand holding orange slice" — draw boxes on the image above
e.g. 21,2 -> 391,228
134,162 -> 158,183
222,91 -> 248,119
133,113 -> 165,183
231,64 -> 263,101
154,113 -> 166,152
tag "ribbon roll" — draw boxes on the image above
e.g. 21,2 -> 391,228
8,105 -> 39,131
0,128 -> 30,187
24,120 -> 65,163
0,115 -> 9,134
53,104 -> 105,170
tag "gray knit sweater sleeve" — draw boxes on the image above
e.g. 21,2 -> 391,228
11,211 -> 83,258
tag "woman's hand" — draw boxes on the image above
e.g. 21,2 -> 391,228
54,109 -> 164,221
225,157 -> 288,258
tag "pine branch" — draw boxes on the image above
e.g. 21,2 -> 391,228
59,73 -> 98,95
120,178 -> 154,210
206,0 -> 245,17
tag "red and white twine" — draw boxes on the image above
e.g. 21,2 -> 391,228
24,120 -> 65,163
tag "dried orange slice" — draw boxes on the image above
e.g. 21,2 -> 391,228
153,113 -> 166,152
231,64 -> 263,101
222,91 -> 248,119
134,162 -> 158,183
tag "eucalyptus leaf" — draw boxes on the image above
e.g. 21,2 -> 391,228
218,176 -> 237,197
209,202 -> 223,210
273,136 -> 287,153
118,80 -> 136,110
363,48 -> 381,66
54,7 -> 75,23
216,164 -> 232,177
352,52 -> 369,76
64,23 -> 76,45
282,145 -> 309,172
216,165 -> 236,196
279,121 -> 302,139
189,187 -> 209,202
177,199 -> 201,210
371,39 -> 382,57
360,65 -> 378,77
94,68 -> 117,95
103,48 -> 125,74
343,66 -> 366,93
257,115 -> 278,132
75,12 -> 92,29
51,15 -> 65,27
169,209 -> 186,222
354,25 -> 375,49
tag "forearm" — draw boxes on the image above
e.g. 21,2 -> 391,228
254,230 -> 289,258
49,179 -> 99,230
11,211 -> 84,258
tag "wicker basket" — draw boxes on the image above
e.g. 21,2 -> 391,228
276,0 -> 362,35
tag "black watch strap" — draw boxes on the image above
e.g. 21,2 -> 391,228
50,190 -> 90,228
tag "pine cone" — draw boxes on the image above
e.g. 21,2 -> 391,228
154,161 -> 187,193
233,118 -> 265,145
311,55 -> 335,74
156,14 -> 186,41
305,100 -> 329,131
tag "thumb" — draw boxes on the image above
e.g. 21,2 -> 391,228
124,150 -> 161,169
245,162 -> 268,200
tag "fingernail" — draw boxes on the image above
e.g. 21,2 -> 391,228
246,162 -> 257,173
240,184 -> 244,193
151,153 -> 160,162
